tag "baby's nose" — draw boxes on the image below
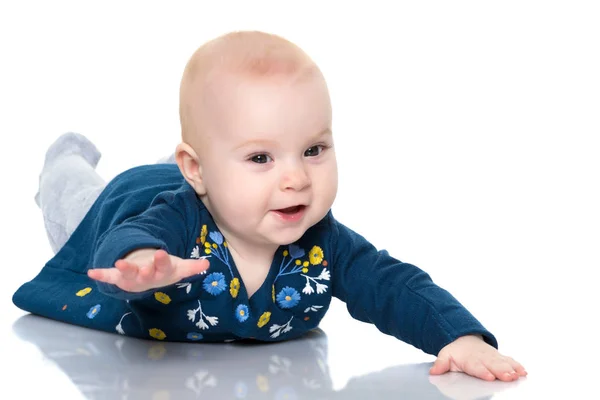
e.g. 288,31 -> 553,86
280,167 -> 311,191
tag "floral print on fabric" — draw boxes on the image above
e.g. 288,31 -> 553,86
149,328 -> 167,340
308,245 -> 324,265
187,332 -> 204,341
276,287 -> 301,309
257,312 -> 271,328
201,231 -> 235,278
120,227 -> 330,342
230,277 -> 240,298
301,269 -> 330,295
188,300 -> 219,330
115,312 -> 132,334
275,244 -> 330,297
86,304 -> 101,319
269,316 -> 294,338
154,292 -> 172,304
203,272 -> 227,296
236,304 -> 250,322
76,287 -> 92,297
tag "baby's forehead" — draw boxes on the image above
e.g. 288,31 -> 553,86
180,31 -> 328,149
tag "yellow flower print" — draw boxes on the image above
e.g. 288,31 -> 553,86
303,261 -> 309,267
272,285 -> 275,303
154,292 -> 171,305
256,375 -> 269,392
230,278 -> 240,298
149,328 -> 167,340
224,242 -> 228,247
257,312 -> 271,328
309,246 -> 324,265
76,287 -> 92,297
212,243 -> 217,249
302,267 -> 308,273
205,248 -> 212,254
295,260 -> 301,265
283,249 -> 289,257
204,242 -> 211,248
201,224 -> 208,244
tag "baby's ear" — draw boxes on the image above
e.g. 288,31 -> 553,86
175,142 -> 207,195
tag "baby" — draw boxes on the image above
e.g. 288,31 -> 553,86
13,31 -> 526,382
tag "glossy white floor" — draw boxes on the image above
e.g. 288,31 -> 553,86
2,2 -> 599,399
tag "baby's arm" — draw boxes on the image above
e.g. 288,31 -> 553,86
87,248 -> 208,293
330,219 -> 526,381
88,189 -> 206,300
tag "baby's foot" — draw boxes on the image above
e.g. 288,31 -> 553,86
42,132 -> 101,169
35,132 -> 102,207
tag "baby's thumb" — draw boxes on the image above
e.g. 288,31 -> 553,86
430,355 -> 451,375
177,257 -> 210,278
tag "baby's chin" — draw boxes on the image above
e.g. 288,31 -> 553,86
266,227 -> 309,247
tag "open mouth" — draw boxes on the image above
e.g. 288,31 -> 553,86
277,205 -> 305,214
273,205 -> 307,222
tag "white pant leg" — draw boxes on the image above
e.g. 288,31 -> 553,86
37,133 -> 105,253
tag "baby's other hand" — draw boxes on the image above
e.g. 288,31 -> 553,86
429,335 -> 527,382
87,249 -> 209,293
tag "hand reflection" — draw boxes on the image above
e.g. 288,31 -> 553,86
13,315 -> 521,399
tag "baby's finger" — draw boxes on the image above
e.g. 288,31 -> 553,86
505,357 -> 528,376
175,258 -> 210,280
154,250 -> 175,275
87,268 -> 121,285
485,359 -> 519,382
114,259 -> 140,280
464,360 -> 495,381
138,263 -> 156,281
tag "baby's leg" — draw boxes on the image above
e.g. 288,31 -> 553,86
36,132 -> 105,254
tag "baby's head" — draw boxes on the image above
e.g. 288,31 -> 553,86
176,31 -> 337,250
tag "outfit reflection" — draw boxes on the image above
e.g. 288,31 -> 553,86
14,315 -> 502,399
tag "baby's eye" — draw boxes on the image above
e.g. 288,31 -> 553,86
304,145 -> 324,157
250,154 -> 272,164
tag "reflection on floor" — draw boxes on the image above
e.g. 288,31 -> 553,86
12,314 -> 520,399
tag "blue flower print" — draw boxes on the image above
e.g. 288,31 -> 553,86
276,287 -> 301,309
86,304 -> 101,319
236,304 -> 250,322
209,231 -> 224,245
187,332 -> 204,341
203,272 -> 227,295
288,244 -> 305,259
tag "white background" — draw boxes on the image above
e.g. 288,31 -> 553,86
1,1 -> 599,398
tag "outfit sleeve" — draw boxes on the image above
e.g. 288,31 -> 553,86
92,190 -> 190,300
330,219 -> 498,356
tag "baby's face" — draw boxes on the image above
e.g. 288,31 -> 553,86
197,73 -> 337,248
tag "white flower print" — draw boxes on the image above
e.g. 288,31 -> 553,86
303,305 -> 323,313
317,269 -> 330,281
269,316 -> 294,338
115,312 -> 132,335
176,282 -> 192,294
300,268 -> 330,295
187,300 -> 219,330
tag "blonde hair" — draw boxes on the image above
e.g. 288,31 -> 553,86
179,31 -> 320,147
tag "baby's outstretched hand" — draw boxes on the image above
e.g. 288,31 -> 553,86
429,335 -> 527,381
87,249 -> 210,293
